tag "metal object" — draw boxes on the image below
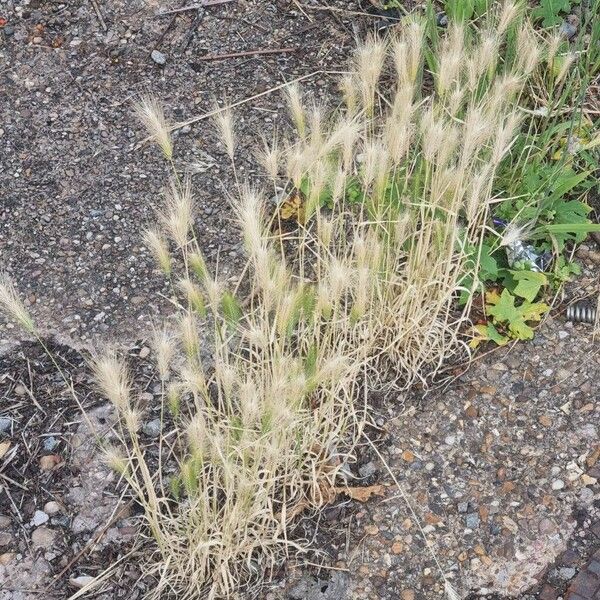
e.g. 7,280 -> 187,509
566,301 -> 597,324
505,240 -> 552,272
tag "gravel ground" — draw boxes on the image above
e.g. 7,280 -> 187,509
1,1 -> 599,599
0,0 -> 358,347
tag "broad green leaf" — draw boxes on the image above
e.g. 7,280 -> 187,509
511,270 -> 548,302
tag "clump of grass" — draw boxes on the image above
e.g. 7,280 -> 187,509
0,5 -> 562,599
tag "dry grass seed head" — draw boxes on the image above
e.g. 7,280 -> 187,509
134,95 -> 173,160
91,352 -> 132,411
0,274 -> 36,334
285,82 -> 306,137
162,179 -> 194,248
355,35 -> 386,115
152,326 -> 176,381
214,104 -> 236,162
143,228 -> 172,275
497,0 -> 521,35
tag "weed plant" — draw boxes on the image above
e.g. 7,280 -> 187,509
1,3 -> 593,598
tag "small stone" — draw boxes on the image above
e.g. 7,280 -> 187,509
69,576 -> 95,589
559,20 -> 577,39
44,501 -> 61,516
32,510 -> 49,526
557,330 -> 569,340
558,566 -> 576,580
538,518 -> 555,534
465,404 -> 478,418
365,525 -> 379,535
0,553 -> 15,565
139,346 -> 150,359
391,541 -> 404,554
142,419 -> 161,438
458,501 -> 469,514
0,417 -> 12,433
581,474 -> 597,486
436,12 -> 448,27
40,455 -> 62,471
151,49 -> 167,65
43,436 -> 58,451
401,450 -> 415,462
359,461 -> 377,478
401,590 -> 415,600
466,513 -> 480,529
15,384 -> 26,397
551,479 -> 565,491
31,527 -> 56,549
538,415 -> 552,427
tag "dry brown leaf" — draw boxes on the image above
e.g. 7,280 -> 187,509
335,484 -> 385,502
0,441 -> 10,460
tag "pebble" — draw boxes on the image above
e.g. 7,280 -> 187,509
43,501 -> 61,516
436,12 -> 448,27
142,419 -> 161,438
0,417 -> 12,433
558,567 -> 576,580
31,527 -> 55,549
69,575 -> 95,588
43,436 -> 59,451
559,20 -> 577,39
139,346 -> 150,359
551,479 -> 565,491
31,510 -> 49,526
359,461 -> 377,478
0,553 -> 15,565
151,49 -> 167,65
466,513 -> 480,529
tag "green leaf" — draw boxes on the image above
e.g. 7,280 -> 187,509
479,243 -> 499,281
532,0 -> 571,27
511,270 -> 548,302
486,289 -> 550,341
470,322 -> 509,349
487,289 -> 521,324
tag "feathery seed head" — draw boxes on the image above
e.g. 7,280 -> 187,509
497,0 -> 521,35
104,445 -> 128,475
515,25 -> 541,76
162,179 -> 194,248
340,74 -> 358,115
91,352 -> 132,410
0,274 -> 35,334
143,228 -> 172,275
152,326 -> 176,381
257,135 -> 281,180
179,313 -> 200,358
122,406 -> 141,434
285,82 -> 306,138
355,35 -> 386,116
214,105 -> 236,161
178,278 -> 206,316
238,186 -> 266,257
134,95 -> 173,160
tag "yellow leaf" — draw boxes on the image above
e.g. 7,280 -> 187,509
485,289 -> 501,304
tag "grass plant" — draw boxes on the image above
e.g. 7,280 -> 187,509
2,3 -> 592,598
